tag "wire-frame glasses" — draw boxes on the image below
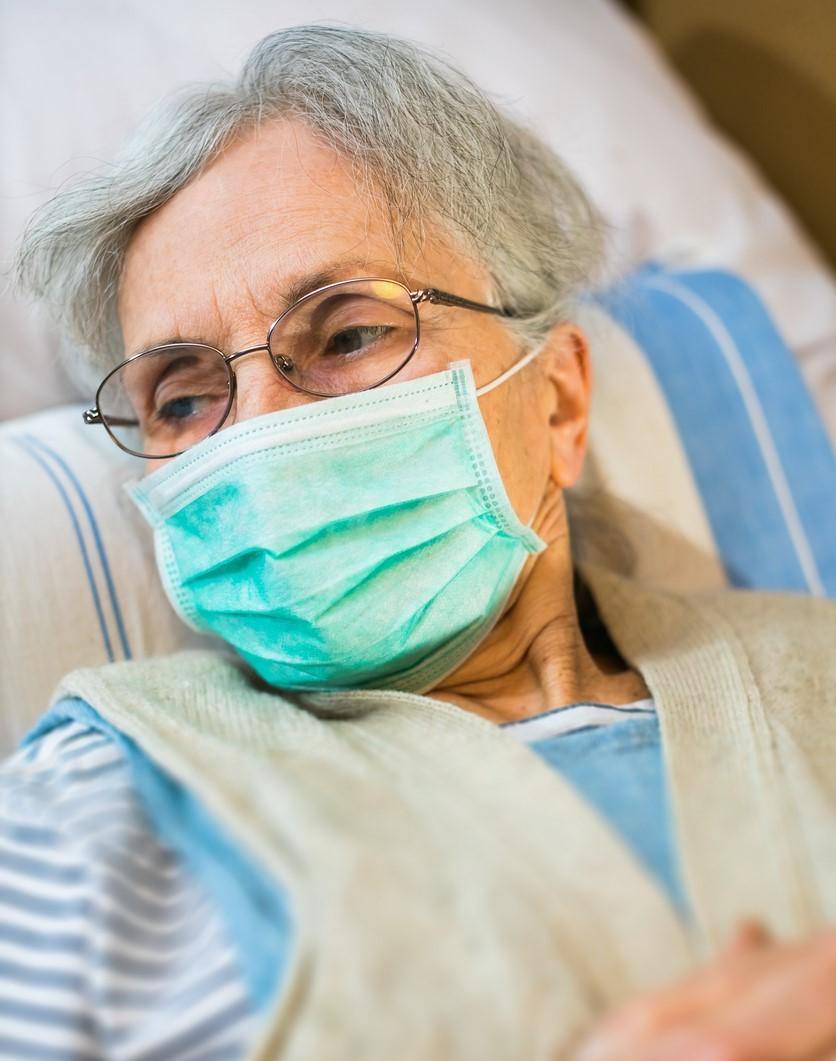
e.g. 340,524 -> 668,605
83,277 -> 516,459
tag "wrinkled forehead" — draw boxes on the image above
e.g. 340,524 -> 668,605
117,119 -> 483,355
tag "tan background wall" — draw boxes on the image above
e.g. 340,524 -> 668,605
625,0 -> 836,269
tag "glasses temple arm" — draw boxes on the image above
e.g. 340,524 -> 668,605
412,288 -> 519,318
83,409 -> 138,428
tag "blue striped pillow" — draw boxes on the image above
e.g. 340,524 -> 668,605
595,263 -> 836,597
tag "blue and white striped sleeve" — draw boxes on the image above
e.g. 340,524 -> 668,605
0,719 -> 257,1060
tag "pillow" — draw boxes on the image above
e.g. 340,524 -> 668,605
2,263 -> 834,752
2,0 -> 835,442
0,411 -> 211,750
578,264 -> 836,596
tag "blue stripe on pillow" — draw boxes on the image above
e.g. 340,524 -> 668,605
596,264 -> 836,596
10,435 -> 133,663
23,434 -> 132,661
11,437 -> 116,661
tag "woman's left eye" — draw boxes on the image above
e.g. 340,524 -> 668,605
326,325 -> 392,357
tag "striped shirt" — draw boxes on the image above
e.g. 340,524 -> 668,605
0,698 -> 655,1058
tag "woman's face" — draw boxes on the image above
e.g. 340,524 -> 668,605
118,119 -> 591,546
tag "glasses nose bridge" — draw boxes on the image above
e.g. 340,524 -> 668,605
225,342 -> 272,370
224,340 -> 296,382
224,340 -> 298,399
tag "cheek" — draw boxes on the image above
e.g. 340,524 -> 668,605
142,456 -> 173,476
481,383 -> 551,522
396,345 -> 450,383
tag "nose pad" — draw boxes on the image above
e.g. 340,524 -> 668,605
270,350 -> 297,379
273,352 -> 294,374
269,345 -> 303,387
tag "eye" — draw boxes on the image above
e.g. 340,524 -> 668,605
325,325 -> 393,357
157,395 -> 204,422
147,357 -> 229,428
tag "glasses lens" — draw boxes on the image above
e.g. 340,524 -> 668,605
268,279 -> 418,396
98,344 -> 231,458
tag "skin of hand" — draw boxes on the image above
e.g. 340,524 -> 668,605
571,919 -> 836,1061
118,117 -> 649,725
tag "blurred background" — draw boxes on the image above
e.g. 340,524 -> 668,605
626,0 -> 836,272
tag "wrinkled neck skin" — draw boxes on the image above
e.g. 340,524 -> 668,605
427,481 -> 650,724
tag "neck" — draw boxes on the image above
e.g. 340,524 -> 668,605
427,519 -> 649,725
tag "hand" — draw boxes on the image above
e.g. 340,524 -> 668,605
571,919 -> 836,1060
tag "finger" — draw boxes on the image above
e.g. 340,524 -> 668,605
571,946 -> 765,1057
720,918 -> 773,959
694,927 -> 836,1060
573,928 -> 834,1061
607,922 -> 777,1031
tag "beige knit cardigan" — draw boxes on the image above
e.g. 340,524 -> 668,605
54,562 -> 836,1060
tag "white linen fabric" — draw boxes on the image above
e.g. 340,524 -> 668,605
1,0 -> 834,436
499,698 -> 656,744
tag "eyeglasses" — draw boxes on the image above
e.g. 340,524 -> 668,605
83,276 -> 517,459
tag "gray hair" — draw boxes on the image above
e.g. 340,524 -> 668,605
13,23 -> 607,386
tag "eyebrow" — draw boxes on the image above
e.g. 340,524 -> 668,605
139,256 -> 411,353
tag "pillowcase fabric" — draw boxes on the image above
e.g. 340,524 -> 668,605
589,263 -> 836,597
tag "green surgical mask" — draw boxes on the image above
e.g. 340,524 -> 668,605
129,354 -> 547,693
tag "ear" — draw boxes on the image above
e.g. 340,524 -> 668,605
541,323 -> 592,489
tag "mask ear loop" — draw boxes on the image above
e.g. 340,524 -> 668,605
475,340 -> 546,397
473,339 -> 551,532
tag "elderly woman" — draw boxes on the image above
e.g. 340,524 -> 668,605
5,23 -> 836,1061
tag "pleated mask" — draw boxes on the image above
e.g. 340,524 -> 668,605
128,354 -> 548,693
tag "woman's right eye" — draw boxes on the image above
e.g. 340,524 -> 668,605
155,394 -> 205,422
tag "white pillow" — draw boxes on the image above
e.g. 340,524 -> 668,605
0,407 -> 211,750
2,0 -> 834,438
